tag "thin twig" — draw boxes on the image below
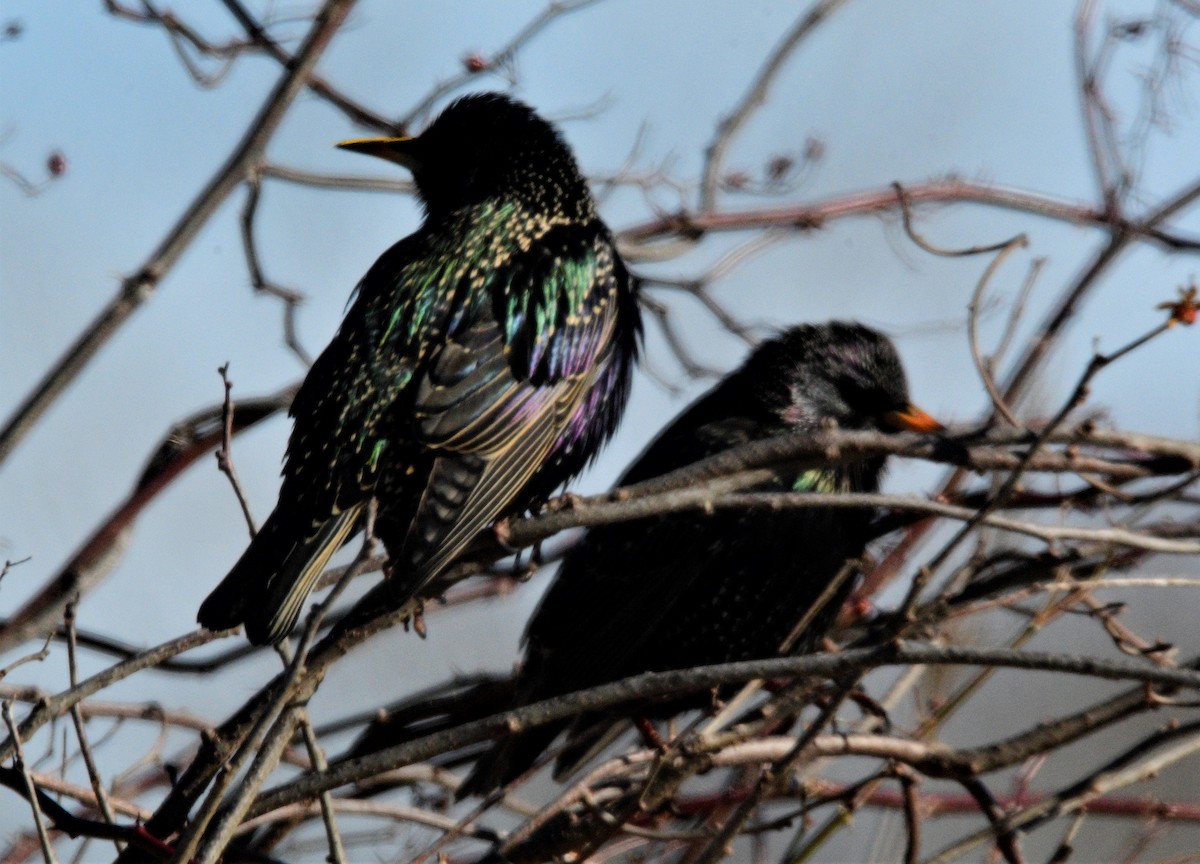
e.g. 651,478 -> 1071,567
399,0 -> 607,130
215,365 -> 257,537
966,235 -> 1030,427
621,178 -> 1200,250
0,636 -> 52,680
895,319 -> 1180,620
237,175 -> 312,365
894,182 -> 1026,257
0,629 -> 220,766
699,0 -> 851,211
296,710 -> 347,864
3,701 -> 61,864
0,386 -> 294,655
217,0 -> 394,130
64,605 -> 121,854
687,682 -> 856,864
186,506 -> 378,864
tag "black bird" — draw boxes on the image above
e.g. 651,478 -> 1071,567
198,93 -> 641,645
459,321 -> 941,797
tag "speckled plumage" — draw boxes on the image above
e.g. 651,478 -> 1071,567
198,93 -> 640,645
459,322 -> 939,798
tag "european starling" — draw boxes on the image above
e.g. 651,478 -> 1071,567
198,93 -> 641,645
459,321 -> 941,797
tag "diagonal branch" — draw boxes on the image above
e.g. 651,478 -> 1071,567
0,387 -> 294,656
0,0 -> 357,468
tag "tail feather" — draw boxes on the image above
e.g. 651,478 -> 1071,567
197,514 -> 286,633
247,504 -> 364,644
197,504 -> 364,646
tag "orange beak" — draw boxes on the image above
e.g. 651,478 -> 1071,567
883,404 -> 944,434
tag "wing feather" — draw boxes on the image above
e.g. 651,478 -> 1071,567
410,379 -> 583,586
389,220 -> 624,588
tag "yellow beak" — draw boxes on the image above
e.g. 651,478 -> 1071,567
336,136 -> 416,167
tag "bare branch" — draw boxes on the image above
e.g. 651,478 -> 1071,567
0,0 -> 356,468
63,605 -> 120,854
699,0 -> 851,212
246,642 -> 1200,818
214,365 -> 258,537
3,701 -> 60,864
399,0 -> 608,130
0,387 -> 293,655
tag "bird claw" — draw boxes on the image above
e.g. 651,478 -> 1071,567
400,598 -> 428,638
493,517 -> 515,551
545,492 -> 583,513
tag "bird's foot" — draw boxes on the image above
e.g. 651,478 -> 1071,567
400,598 -> 428,638
492,517 -> 516,552
544,491 -> 583,513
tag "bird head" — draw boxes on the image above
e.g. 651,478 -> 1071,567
337,92 -> 590,218
752,322 -> 942,436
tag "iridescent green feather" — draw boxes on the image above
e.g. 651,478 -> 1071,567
380,200 -> 518,349
792,468 -> 842,493
504,241 -> 599,372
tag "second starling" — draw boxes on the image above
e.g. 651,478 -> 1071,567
198,93 -> 641,645
459,321 -> 941,797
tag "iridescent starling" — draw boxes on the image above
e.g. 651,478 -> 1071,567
198,93 -> 640,645
459,321 -> 941,797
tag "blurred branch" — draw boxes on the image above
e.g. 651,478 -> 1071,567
217,0 -> 395,130
0,0 -> 356,468
104,1 -> 256,68
637,294 -> 725,379
637,230 -> 783,347
968,252 -> 1045,428
105,0 -> 393,127
260,162 -> 414,194
500,423 -> 1199,550
0,159 -> 62,197
0,386 -> 294,656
